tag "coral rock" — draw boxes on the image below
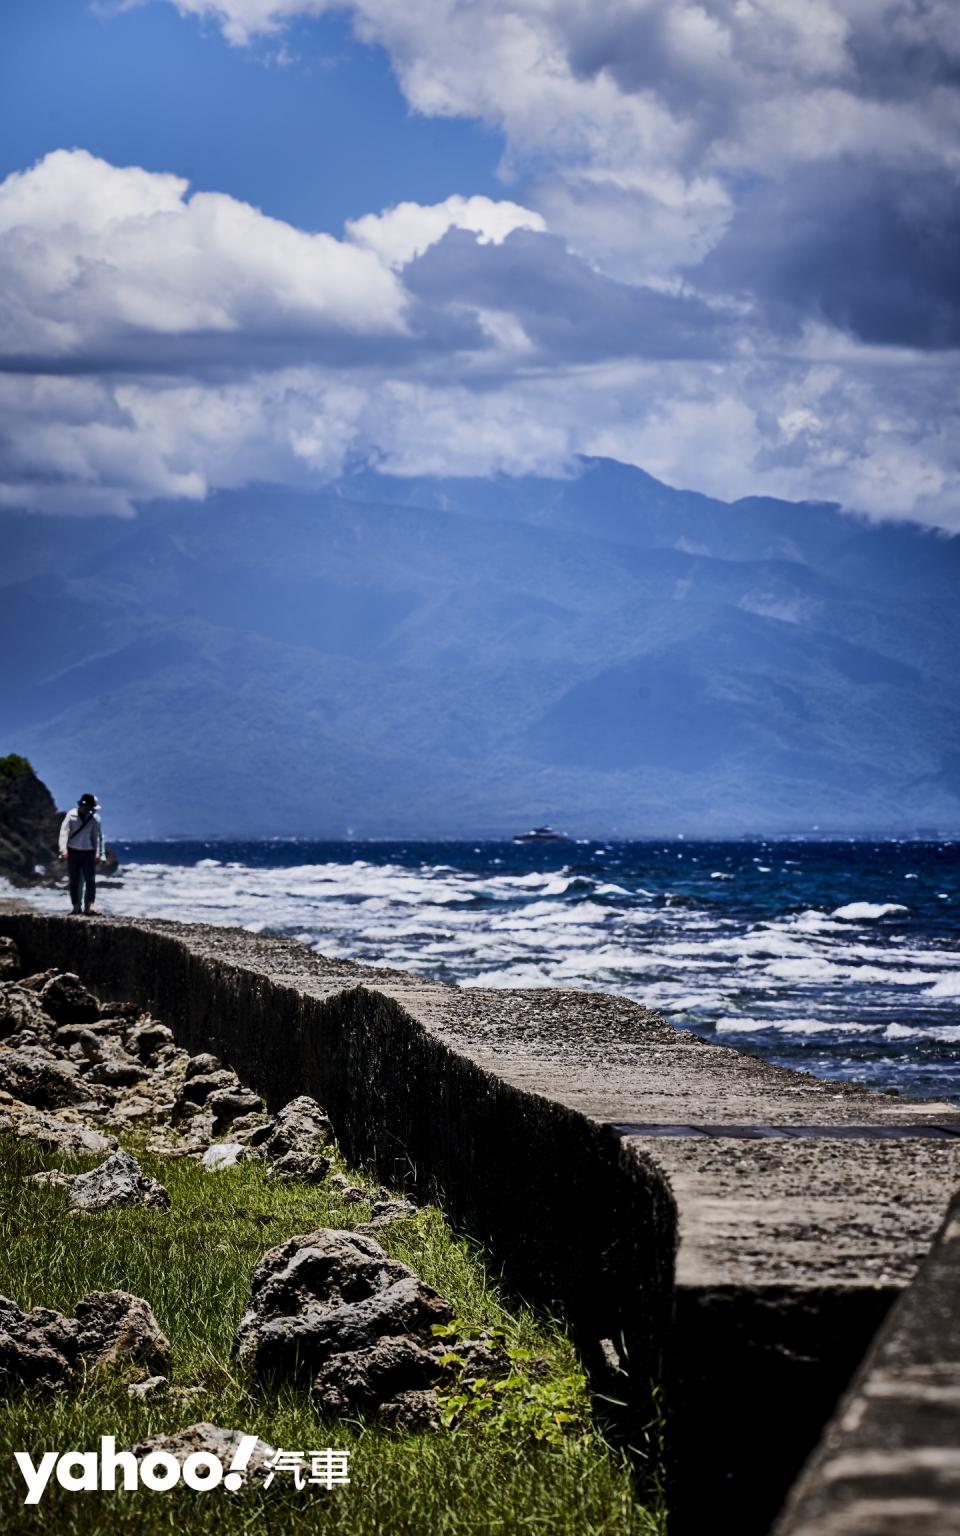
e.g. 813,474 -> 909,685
0,1046 -> 91,1110
0,1289 -> 168,1394
266,1150 -> 330,1184
0,1107 -> 117,1156
183,1054 -> 222,1081
250,1096 -> 334,1159
234,1228 -> 453,1415
173,1070 -> 238,1117
130,1423 -> 277,1485
39,973 -> 100,1025
68,1150 -> 170,1213
127,1374 -> 169,1400
0,1297 -> 77,1395
73,1290 -> 170,1373
312,1335 -> 441,1420
207,1085 -> 263,1131
0,985 -> 50,1040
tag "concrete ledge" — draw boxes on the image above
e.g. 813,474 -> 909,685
773,1189 -> 960,1536
2,912 -> 959,1535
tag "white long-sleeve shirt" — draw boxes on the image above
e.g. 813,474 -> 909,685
59,808 -> 104,857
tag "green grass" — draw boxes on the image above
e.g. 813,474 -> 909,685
0,1132 -> 663,1535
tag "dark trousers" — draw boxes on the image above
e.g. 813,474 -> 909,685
67,849 -> 96,912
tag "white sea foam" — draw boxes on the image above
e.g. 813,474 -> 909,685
716,1018 -> 873,1036
926,975 -> 960,999
762,957 -> 843,982
885,1023 -> 960,1043
832,902 -> 909,921
4,849 -> 957,1098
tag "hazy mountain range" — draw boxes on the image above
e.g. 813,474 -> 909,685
3,457 -> 958,838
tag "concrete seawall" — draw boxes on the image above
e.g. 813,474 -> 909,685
773,1187 -> 960,1536
3,911 -> 959,1534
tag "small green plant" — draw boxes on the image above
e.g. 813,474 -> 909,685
433,1319 -> 592,1445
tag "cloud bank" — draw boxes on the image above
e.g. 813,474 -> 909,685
3,0 -> 959,524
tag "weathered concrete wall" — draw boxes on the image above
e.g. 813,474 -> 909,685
3,911 -> 960,1535
773,1187 -> 960,1536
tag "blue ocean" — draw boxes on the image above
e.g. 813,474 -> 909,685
19,838 -> 960,1103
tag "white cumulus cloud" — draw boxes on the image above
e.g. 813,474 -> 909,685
3,0 -> 960,532
148,0 -> 960,282
0,149 -> 408,364
347,193 -> 545,269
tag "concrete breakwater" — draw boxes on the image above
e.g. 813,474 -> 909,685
773,1184 -> 960,1536
2,911 -> 959,1534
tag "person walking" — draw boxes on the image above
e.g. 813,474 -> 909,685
58,793 -> 104,915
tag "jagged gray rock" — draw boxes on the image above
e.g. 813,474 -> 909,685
377,1387 -> 442,1430
360,1197 -> 418,1229
0,1297 -> 77,1394
183,1053 -> 222,1080
125,1019 -> 174,1061
234,1228 -> 453,1428
229,1110 -> 271,1141
251,1096 -> 334,1159
180,1107 -> 216,1147
173,1069 -> 238,1117
53,1021 -> 117,1055
39,973 -> 100,1025
207,1084 -> 263,1131
311,1335 -> 442,1423
108,1097 -> 163,1127
68,1150 -> 170,1212
0,1107 -> 117,1156
85,1053 -> 149,1088
127,1374 -> 168,1400
73,1290 -> 170,1373
130,1423 -> 278,1485
0,984 -> 50,1040
79,1032 -> 114,1065
265,1150 -> 330,1183
0,1289 -> 169,1395
26,1169 -> 71,1188
96,1001 -> 140,1022
17,970 -> 60,993
0,1046 -> 92,1109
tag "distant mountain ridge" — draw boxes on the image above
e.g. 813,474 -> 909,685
2,457 -> 958,837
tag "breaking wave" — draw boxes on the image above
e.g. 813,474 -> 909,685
9,836 -> 959,1101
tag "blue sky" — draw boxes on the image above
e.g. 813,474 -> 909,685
0,0 -> 502,230
0,0 -> 957,527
